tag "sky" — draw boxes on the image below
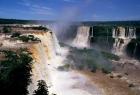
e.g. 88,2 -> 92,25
0,0 -> 140,21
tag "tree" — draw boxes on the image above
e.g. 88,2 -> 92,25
33,80 -> 49,95
0,50 -> 33,95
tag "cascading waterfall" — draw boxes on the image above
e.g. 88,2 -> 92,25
73,26 -> 90,48
28,43 -> 50,95
129,27 -> 136,38
28,32 -> 61,95
46,24 -> 62,55
52,32 -> 61,55
112,27 -> 136,56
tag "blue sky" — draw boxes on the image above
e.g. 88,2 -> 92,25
0,0 -> 140,21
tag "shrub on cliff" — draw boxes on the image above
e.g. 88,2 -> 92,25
17,35 -> 41,42
11,32 -> 21,38
2,26 -> 12,37
33,80 -> 49,95
3,26 -> 11,34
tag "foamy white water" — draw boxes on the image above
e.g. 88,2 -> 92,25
73,26 -> 90,48
48,47 -> 103,95
28,32 -> 103,95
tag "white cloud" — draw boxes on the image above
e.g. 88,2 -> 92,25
19,0 -> 54,16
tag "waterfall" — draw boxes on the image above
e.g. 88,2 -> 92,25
28,43 -> 51,95
129,27 -> 136,38
73,26 -> 90,48
112,27 -> 136,56
52,32 -> 61,55
28,31 -> 62,94
112,28 -> 116,38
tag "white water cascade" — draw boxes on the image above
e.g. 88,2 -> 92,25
52,32 -> 61,55
73,26 -> 90,48
112,27 -> 136,56
27,31 -> 61,94
28,43 -> 50,95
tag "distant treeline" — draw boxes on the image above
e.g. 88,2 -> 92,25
0,18 -> 36,24
0,18 -> 54,24
0,18 -> 140,27
82,21 -> 140,27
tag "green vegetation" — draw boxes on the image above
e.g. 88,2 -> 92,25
31,26 -> 49,31
2,26 -> 12,37
58,64 -> 70,71
19,35 -> 41,42
60,47 -> 114,73
11,34 -> 41,42
93,26 -> 112,37
91,26 -> 115,50
33,80 -> 49,95
0,18 -> 55,24
0,18 -> 140,26
0,49 -> 33,95
0,18 -> 35,24
28,35 -> 41,41
101,67 -> 111,74
3,26 -> 11,34
11,32 -> 21,38
101,51 -> 120,61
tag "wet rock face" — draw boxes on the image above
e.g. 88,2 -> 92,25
126,39 -> 140,59
136,28 -> 140,38
112,26 -> 137,57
